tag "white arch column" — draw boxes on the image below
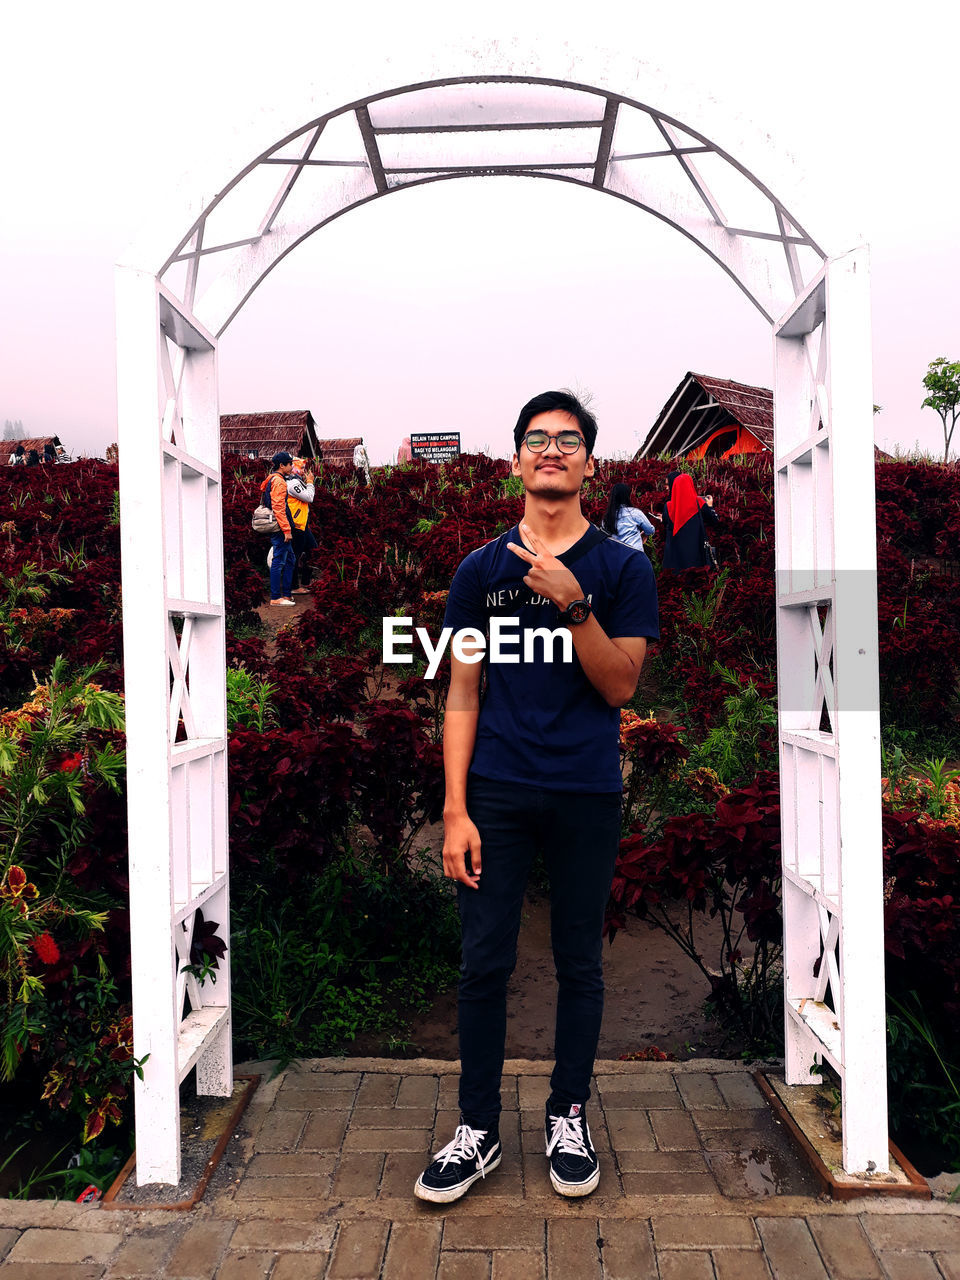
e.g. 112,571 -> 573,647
774,248 -> 887,1172
117,271 -> 232,1184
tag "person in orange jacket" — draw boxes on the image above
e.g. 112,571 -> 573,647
260,452 -> 296,604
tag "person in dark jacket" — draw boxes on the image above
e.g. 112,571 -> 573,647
662,473 -> 718,570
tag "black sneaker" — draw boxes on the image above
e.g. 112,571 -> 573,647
545,1102 -> 600,1197
414,1122 -> 502,1203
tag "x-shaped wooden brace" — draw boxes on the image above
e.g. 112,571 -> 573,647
168,616 -> 197,741
160,332 -> 187,448
814,903 -> 843,1020
175,911 -> 205,1024
807,604 -> 835,732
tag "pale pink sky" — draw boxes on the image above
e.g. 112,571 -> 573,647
2,2 -> 958,464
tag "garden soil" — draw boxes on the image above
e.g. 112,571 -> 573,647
396,885 -> 732,1063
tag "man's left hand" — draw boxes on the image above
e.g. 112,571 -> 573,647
506,523 -> 583,610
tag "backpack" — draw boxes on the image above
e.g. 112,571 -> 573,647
252,474 -> 283,535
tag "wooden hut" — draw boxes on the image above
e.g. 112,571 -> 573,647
220,411 -> 320,460
634,373 -> 773,461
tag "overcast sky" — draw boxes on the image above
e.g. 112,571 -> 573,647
2,1 -> 958,464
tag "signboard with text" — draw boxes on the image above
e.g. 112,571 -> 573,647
410,431 -> 461,463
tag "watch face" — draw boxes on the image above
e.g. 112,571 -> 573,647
565,599 -> 591,624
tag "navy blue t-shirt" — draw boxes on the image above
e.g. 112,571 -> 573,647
443,524 -> 660,793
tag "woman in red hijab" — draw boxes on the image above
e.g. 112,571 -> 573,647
662,472 -> 719,571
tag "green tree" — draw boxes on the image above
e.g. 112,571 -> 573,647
921,357 -> 960,462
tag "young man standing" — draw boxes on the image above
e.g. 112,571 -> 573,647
414,391 -> 659,1204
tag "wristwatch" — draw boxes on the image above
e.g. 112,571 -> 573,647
558,597 -> 592,626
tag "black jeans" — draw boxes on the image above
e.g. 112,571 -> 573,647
457,775 -> 622,1131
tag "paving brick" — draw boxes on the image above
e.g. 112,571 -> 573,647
328,1220 -> 389,1279
621,1171 -> 718,1195
598,1218 -> 657,1279
231,1223 -> 336,1252
937,1254 -> 960,1280
862,1214 -> 960,1252
438,1075 -> 461,1109
300,1111 -> 348,1150
712,1251 -> 772,1280
234,1173 -> 332,1200
877,1254 -> 942,1280
653,1218 -> 760,1249
396,1074 -> 439,1108
437,1253 -> 491,1280
675,1074 -> 726,1110
616,1149 -> 711,1174
0,1267 -> 104,1279
756,1218 -> 829,1279
603,1109 -> 656,1150
7,1229 -> 122,1265
520,1109 -> 544,1131
382,1221 -> 443,1280
806,1217 -> 882,1278
271,1257 -> 330,1280
713,1073 -> 766,1108
330,1151 -> 384,1198
215,1252 -> 276,1279
501,1077 -> 520,1110
518,1077 -> 547,1112
252,1109 -> 307,1152
248,1152 -> 336,1177
305,1070 -> 361,1088
349,1106 -> 436,1129
596,1073 -> 679,1095
444,1218 -> 543,1251
599,1088 -> 684,1109
105,1227 -> 181,1276
547,1219 -> 601,1280
492,1250 -> 544,1280
657,1254 -> 716,1280
0,1229 -> 21,1260
649,1110 -> 700,1151
342,1126 -> 432,1153
690,1108 -> 760,1129
356,1073 -> 401,1106
379,1150 -> 429,1197
699,1125 -> 780,1152
166,1221 -> 237,1279
273,1088 -> 355,1111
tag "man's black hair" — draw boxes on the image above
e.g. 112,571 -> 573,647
513,390 -> 598,456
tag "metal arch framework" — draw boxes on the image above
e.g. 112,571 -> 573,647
116,75 -> 886,1184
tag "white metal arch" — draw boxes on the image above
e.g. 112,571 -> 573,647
117,70 -> 885,1185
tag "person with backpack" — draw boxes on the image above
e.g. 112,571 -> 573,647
260,452 -> 296,605
414,390 -> 659,1205
286,458 -> 317,594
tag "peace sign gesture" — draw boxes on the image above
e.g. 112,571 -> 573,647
506,522 -> 583,611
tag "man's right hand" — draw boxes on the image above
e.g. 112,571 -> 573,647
442,812 -> 482,889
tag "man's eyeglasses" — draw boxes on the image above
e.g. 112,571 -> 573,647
522,431 -> 585,455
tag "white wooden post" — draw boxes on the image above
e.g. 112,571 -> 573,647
117,271 -> 232,1185
773,248 -> 888,1173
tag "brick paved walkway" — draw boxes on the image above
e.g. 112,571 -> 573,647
1,1058 -> 957,1278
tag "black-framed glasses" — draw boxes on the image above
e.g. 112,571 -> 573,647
522,431 -> 585,454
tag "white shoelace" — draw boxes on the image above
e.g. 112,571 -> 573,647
432,1124 -> 491,1175
546,1113 -> 591,1159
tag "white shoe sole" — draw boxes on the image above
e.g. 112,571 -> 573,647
549,1164 -> 600,1197
413,1149 -> 502,1203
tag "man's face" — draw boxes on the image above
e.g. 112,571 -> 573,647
511,409 -> 594,495
278,461 -> 293,476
